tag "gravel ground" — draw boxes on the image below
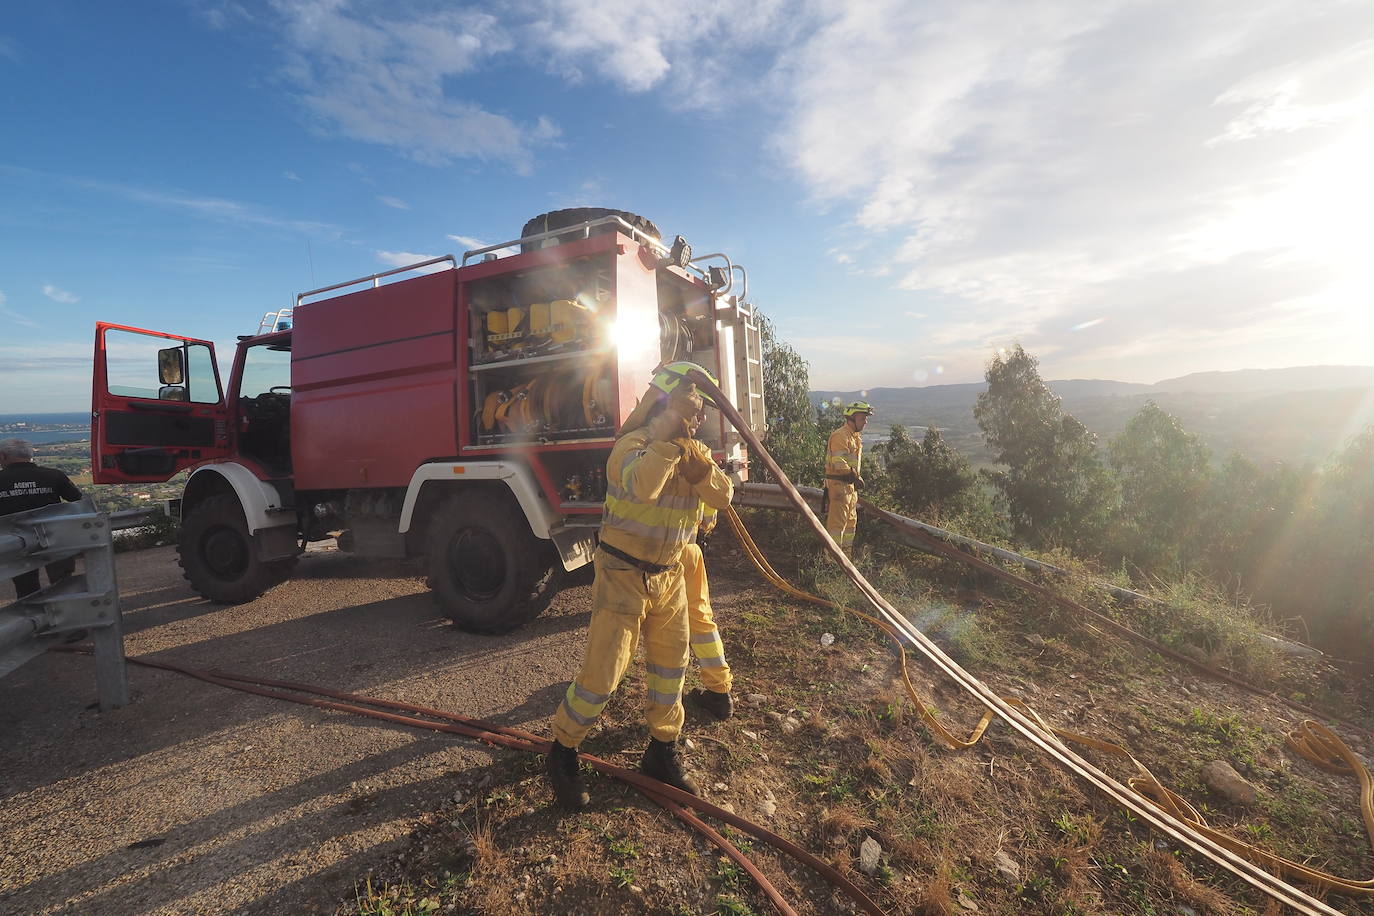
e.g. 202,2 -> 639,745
0,544 -> 595,915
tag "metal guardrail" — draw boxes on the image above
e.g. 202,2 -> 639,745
108,506 -> 167,531
734,482 -> 1323,659
0,498 -> 129,710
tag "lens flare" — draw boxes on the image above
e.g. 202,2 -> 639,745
608,312 -> 658,358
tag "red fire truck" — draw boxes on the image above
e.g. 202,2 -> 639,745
91,209 -> 765,632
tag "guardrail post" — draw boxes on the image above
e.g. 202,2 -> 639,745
0,497 -> 129,710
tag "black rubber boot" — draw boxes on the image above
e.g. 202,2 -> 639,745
686,687 -> 733,721
640,738 -> 700,795
546,741 -> 589,810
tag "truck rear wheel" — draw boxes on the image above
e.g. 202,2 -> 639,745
427,490 -> 563,634
178,494 -> 291,603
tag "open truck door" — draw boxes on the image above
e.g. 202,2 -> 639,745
92,322 -> 231,483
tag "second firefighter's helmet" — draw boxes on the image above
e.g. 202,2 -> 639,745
843,400 -> 874,418
650,360 -> 718,408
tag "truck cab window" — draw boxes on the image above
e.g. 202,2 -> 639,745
239,344 -> 291,399
104,328 -> 221,404
237,343 -> 292,471
185,343 -> 221,403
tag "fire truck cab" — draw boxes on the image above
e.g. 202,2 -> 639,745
90,210 -> 765,633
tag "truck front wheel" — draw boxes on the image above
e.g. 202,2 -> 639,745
178,494 -> 291,603
427,490 -> 562,634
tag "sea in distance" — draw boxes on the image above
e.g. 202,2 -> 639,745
0,413 -> 90,445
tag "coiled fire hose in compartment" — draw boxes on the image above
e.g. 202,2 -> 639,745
683,367 -> 1357,915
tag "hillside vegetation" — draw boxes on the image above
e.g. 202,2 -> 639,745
803,351 -> 1374,663
814,365 -> 1374,468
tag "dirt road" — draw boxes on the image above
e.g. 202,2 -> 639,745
0,545 -> 597,915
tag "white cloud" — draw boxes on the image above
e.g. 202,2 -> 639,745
376,250 -> 450,273
248,1 -> 799,173
447,234 -> 517,257
283,170 -> 302,181
271,1 -> 555,170
377,195 -> 410,210
524,0 -> 794,98
198,1 -> 251,31
185,1 -> 1374,385
0,35 -> 18,62
1,162 -> 342,241
1210,39 -> 1374,144
767,0 -> 1374,384
0,290 -> 38,328
42,284 -> 79,304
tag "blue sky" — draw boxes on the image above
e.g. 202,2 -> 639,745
3,0 -> 1373,413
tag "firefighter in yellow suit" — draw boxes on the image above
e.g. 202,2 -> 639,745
825,401 -> 873,551
681,439 -> 733,721
548,362 -> 734,809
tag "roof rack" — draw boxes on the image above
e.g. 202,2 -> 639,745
295,255 -> 458,308
459,215 -> 728,290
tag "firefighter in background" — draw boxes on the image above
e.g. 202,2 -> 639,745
1,438 -> 84,599
681,435 -> 733,721
547,362 -> 734,809
825,401 -> 873,552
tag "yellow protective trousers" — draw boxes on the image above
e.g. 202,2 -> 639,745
825,480 -> 858,550
552,551 -> 690,748
680,542 -> 731,694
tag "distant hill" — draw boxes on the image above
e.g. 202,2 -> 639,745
1153,366 -> 1374,394
813,365 -> 1374,468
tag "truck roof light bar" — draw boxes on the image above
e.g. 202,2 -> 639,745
255,308 -> 294,336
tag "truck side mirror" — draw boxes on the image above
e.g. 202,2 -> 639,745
158,346 -> 185,385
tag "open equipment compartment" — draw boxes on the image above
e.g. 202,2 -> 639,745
464,247 -> 619,448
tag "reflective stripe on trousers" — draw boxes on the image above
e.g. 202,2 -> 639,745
552,552 -> 690,747
825,480 -> 858,551
681,542 -> 731,693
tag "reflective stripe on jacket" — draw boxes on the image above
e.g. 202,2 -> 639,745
826,425 -> 862,476
601,427 -> 734,568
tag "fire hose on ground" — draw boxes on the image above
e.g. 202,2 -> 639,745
682,366 -> 1362,915
54,647 -> 884,916
46,374 -> 1370,914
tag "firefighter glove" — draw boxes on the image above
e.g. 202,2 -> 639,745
679,445 -> 715,484
648,408 -> 691,444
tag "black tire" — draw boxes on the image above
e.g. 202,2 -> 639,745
177,494 -> 285,603
426,490 -> 564,634
519,208 -> 661,253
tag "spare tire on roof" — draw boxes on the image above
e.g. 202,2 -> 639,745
519,208 -> 661,253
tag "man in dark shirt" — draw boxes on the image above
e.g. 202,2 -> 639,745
1,438 -> 84,598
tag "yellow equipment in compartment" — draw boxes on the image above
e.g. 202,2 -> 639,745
549,299 -> 584,344
529,302 -> 551,339
479,363 -> 618,437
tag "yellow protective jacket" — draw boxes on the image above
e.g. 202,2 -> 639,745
601,427 -> 734,568
686,438 -> 720,537
826,424 -> 862,479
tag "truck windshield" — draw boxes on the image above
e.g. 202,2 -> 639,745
239,344 -> 290,398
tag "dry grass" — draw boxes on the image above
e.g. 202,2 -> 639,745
336,528 -> 1374,916
819,804 -> 872,841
